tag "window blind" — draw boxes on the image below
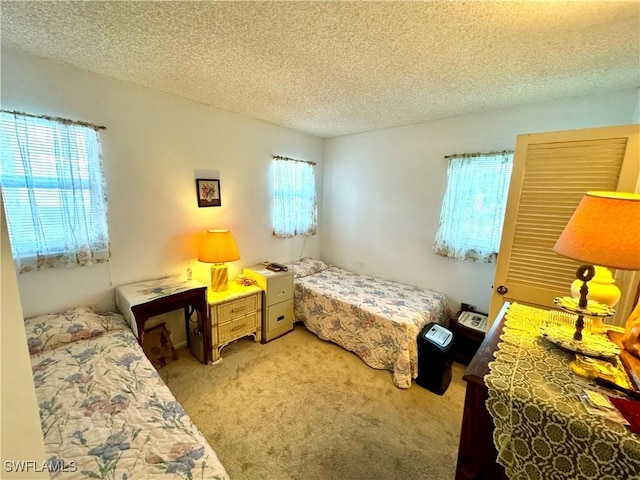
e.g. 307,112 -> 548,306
0,111 -> 109,273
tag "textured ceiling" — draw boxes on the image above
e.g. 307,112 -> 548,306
1,1 -> 639,138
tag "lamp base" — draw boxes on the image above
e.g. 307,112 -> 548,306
570,266 -> 621,308
210,264 -> 229,292
589,316 -> 608,335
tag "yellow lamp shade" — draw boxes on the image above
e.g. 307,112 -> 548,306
198,229 -> 240,264
198,230 -> 240,291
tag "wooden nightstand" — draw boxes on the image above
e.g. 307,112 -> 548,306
208,283 -> 262,361
451,315 -> 486,365
243,265 -> 294,342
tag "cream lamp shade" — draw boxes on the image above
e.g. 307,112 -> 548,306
198,229 -> 240,292
553,191 -> 640,340
553,191 -> 640,271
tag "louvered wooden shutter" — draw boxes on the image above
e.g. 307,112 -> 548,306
489,125 -> 639,325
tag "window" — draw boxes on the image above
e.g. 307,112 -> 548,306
272,156 -> 317,237
0,111 -> 109,273
433,151 -> 513,263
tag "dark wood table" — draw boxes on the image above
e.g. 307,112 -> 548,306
454,303 -> 508,480
115,277 -> 210,364
451,315 -> 486,365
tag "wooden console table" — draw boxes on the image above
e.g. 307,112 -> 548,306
455,303 -> 508,480
115,276 -> 210,364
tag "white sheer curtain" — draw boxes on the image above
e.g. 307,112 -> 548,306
433,151 -> 513,263
272,157 -> 317,238
0,111 -> 110,273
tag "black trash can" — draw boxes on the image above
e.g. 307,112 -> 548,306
416,322 -> 454,395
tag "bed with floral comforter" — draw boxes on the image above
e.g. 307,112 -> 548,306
285,258 -> 452,389
25,306 -> 229,479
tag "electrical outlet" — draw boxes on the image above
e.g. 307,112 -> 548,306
461,303 -> 476,312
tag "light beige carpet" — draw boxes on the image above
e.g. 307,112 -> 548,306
161,324 -> 466,480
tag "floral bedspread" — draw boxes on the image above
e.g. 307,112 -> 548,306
25,306 -> 229,479
288,261 -> 451,388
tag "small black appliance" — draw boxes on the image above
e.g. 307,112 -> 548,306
416,322 -> 454,395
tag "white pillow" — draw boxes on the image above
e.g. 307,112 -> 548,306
284,257 -> 330,278
24,306 -> 129,355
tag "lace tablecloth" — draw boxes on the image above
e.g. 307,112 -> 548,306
485,302 -> 640,480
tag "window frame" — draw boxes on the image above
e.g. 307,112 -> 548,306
0,110 -> 110,273
433,150 -> 513,263
271,156 -> 317,238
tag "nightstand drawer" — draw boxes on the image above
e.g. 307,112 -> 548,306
209,286 -> 262,361
265,275 -> 293,306
218,313 -> 260,344
265,301 -> 294,342
218,295 -> 258,323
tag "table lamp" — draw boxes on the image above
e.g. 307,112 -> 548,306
553,191 -> 640,341
198,229 -> 240,292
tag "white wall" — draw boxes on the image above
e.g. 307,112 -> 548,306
322,89 -> 639,315
1,49 -> 323,344
2,49 -> 637,326
0,193 -> 48,478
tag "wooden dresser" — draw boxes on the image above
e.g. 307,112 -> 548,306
454,303 -> 509,480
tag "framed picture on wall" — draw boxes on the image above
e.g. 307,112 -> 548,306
196,179 -> 221,207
